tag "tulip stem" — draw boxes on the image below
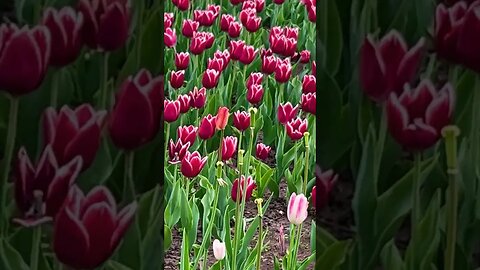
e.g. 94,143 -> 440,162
165,123 -> 170,160
99,52 -> 110,109
302,133 -> 310,193
232,148 -> 243,270
30,225 -> 42,270
290,224 -> 303,270
123,151 -> 136,202
288,225 -> 297,269
0,96 -> 19,235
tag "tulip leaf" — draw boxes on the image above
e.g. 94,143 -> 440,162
380,241 -> 404,270
141,210 -> 162,270
0,239 -> 29,270
319,0 -> 343,75
106,260 -> 134,270
164,225 -> 172,251
315,240 -> 350,270
117,215 -> 142,269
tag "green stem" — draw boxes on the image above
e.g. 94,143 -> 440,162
50,69 -> 61,108
232,145 -> 243,269
123,151 -> 136,202
445,170 -> 458,270
99,52 -> 110,109
410,152 -> 422,269
288,225 -> 297,269
302,136 -> 310,194
291,224 -> 303,270
0,96 -> 19,235
255,215 -> 263,270
30,225 -> 42,270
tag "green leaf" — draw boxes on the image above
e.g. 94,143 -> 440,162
0,239 -> 29,270
380,241 -> 404,270
318,0 -> 343,74
315,241 -> 350,270
141,211 -> 162,270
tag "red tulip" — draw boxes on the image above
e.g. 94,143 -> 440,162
197,31 -> 215,48
274,0 -> 285,4
386,79 -> 454,150
168,139 -> 190,164
299,50 -> 311,63
255,0 -> 265,11
222,136 -> 238,161
221,14 -> 236,32
178,125 -> 198,146
198,114 -> 217,140
170,70 -> 185,89
194,10 -> 216,26
313,165 -> 338,209
207,4 -> 221,17
228,21 -> 243,38
164,99 -> 181,122
182,19 -> 199,38
301,93 -> 316,115
274,58 -> 292,83
177,94 -> 191,114
231,176 -> 256,202
360,30 -> 425,103
172,0 -> 190,11
189,86 -> 206,108
233,111 -> 251,131
202,69 -> 220,89
261,55 -> 278,74
302,75 -> 316,93
278,102 -> 299,124
284,27 -> 299,39
242,1 -> 257,10
190,33 -> 207,55
164,13 -> 174,29
231,0 -> 245,5
181,151 -> 207,178
53,185 -> 136,269
0,24 -> 51,96
42,7 -> 83,67
216,107 -> 230,130
247,72 -> 263,89
286,117 -> 308,141
247,84 -> 264,104
13,146 -> 82,227
307,4 -> 316,22
43,104 -> 106,170
214,50 -> 231,67
207,57 -> 225,71
256,143 -> 271,160
240,9 -> 261,32
175,52 -> 190,70
230,40 -> 246,61
164,27 -> 177,48
78,0 -> 130,51
108,70 -> 163,150
239,44 -> 257,65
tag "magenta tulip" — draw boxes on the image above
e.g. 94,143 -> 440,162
181,151 -> 207,178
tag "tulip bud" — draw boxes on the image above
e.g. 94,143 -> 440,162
255,143 -> 271,161
233,111 -> 251,131
277,102 -> 299,125
301,93 -> 316,115
231,175 -> 256,202
168,139 -> 190,164
175,52 -> 190,70
286,117 -> 308,141
189,86 -> 206,108
302,75 -> 316,93
213,239 -> 226,260
222,136 -> 238,161
198,114 -> 217,140
299,50 -> 311,63
164,27 -> 177,48
215,107 -> 230,130
202,69 -> 220,89
287,193 -> 308,225
172,0 -> 190,11
246,84 -> 264,104
164,99 -> 181,122
181,151 -> 207,178
181,19 -> 199,38
178,125 -> 198,146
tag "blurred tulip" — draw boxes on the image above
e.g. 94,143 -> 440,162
194,10 -> 216,26
42,7 -> 83,67
233,111 -> 251,131
216,107 -> 230,130
360,30 -> 425,103
231,0 -> 245,5
221,14 -> 236,31
170,70 -> 185,89
0,24 -> 51,96
242,1 -> 257,10
213,239 -> 226,260
172,0 -> 190,11
222,136 -> 238,161
108,70 -> 163,150
198,114 -> 217,140
178,125 -> 198,146
239,44 -> 257,65
78,0 -> 130,51
230,40 -> 246,61
189,86 -> 206,108
312,166 -> 338,209
247,72 -> 263,89
168,139 -> 190,164
175,52 -> 190,70
181,19 -> 199,38
287,193 -> 308,225
202,69 -> 220,89
231,175 -> 256,202
207,57 -> 225,71
240,10 -> 261,32
228,21 -> 243,38
53,185 -> 136,269
164,13 -> 174,29
302,75 -> 316,93
301,93 -> 316,115
299,50 -> 311,63
13,146 -> 82,227
214,49 -> 231,67
189,33 -> 207,54
255,0 -> 265,11
164,99 -> 181,122
286,117 -> 308,141
207,5 -> 221,17
274,0 -> 285,4
43,104 -> 106,170
274,58 -> 292,83
256,143 -> 271,160
164,27 -> 177,48
247,84 -> 264,104
261,54 -> 278,74
278,102 -> 298,124
386,79 -> 454,150
197,31 -> 215,48
181,151 -> 207,178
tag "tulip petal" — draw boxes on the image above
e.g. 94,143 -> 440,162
78,0 -> 99,49
396,38 -> 425,93
80,186 -> 117,217
386,93 -> 409,143
359,36 -> 387,102
380,30 -> 408,80
33,145 -> 58,194
98,2 -> 129,51
64,117 -> 101,169
14,147 -> 35,213
426,83 -> 454,131
111,201 -> 137,248
75,104 -> 95,126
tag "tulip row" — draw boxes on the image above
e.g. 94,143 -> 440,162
0,0 -> 162,269
164,0 -> 316,269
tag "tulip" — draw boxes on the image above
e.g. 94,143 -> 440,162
274,58 -> 292,83
181,19 -> 199,38
175,52 -> 190,70
178,125 -> 198,146
246,72 -> 263,89
53,185 -> 137,269
228,21 -> 243,38
287,193 -> 308,225
194,10 -> 216,26
242,1 -> 257,10
247,84 -> 264,104
274,0 -> 285,4
239,44 -> 257,65
220,14 -> 236,32
164,99 -> 181,122
78,0 -> 130,51
189,34 -> 207,55
198,114 -> 217,140
43,104 -> 106,170
240,11 -> 261,32
302,75 -> 316,93
172,0 -> 190,11
197,31 -> 215,48
256,143 -> 271,160
202,69 -> 220,89
13,146 -> 82,227
176,94 -> 191,114
189,86 -> 206,109
0,24 -> 51,96
181,151 -> 207,178
233,111 -> 251,131
214,50 -> 231,67
312,166 -> 338,209
360,30 -> 425,103
164,27 -> 177,48
164,13 -> 174,29
207,57 -> 225,71
301,93 -> 316,115
108,70 -> 163,150
231,0 -> 245,5
299,50 -> 311,63
261,55 -> 278,74
255,0 -> 265,11
222,136 -> 238,161
168,139 -> 190,164
286,117 -> 308,141
386,79 -> 454,150
170,70 -> 185,89
307,4 -> 316,22
278,102 -> 299,124
231,175 -> 256,202
42,7 -> 83,67
230,40 -> 246,61
213,239 -> 226,260
216,107 -> 230,130
284,27 -> 299,39
207,5 -> 221,17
